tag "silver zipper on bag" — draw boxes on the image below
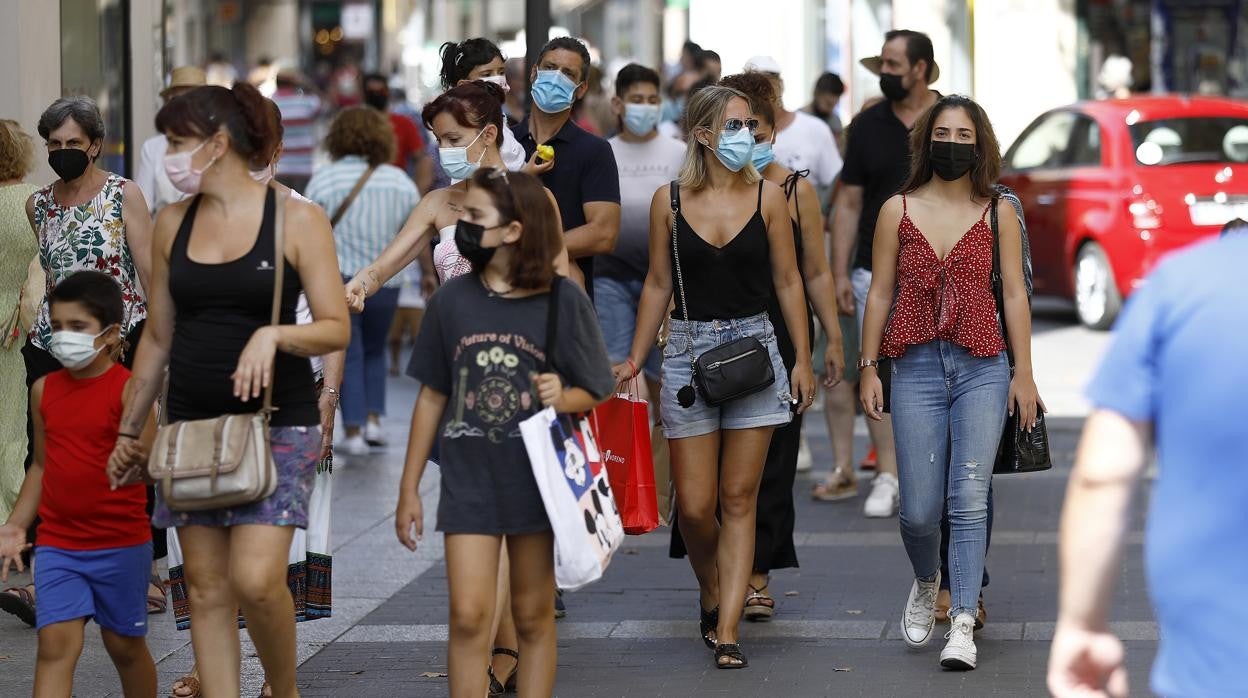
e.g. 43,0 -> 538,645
707,349 -> 758,370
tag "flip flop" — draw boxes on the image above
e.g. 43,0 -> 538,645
0,585 -> 35,627
743,584 -> 775,622
147,575 -> 168,615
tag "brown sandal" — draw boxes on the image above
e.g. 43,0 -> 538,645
743,584 -> 775,622
147,575 -> 168,615
0,585 -> 36,627
169,673 -> 201,698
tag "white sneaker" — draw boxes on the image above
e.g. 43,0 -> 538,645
901,572 -> 941,648
863,472 -> 899,518
364,421 -> 387,447
940,613 -> 977,670
795,435 -> 812,473
342,434 -> 369,456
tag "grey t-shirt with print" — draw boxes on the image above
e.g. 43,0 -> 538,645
408,274 -> 615,534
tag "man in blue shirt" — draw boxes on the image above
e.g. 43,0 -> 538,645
1049,234 -> 1248,696
512,36 -> 620,296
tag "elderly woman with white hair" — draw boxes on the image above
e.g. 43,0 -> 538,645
0,95 -> 158,628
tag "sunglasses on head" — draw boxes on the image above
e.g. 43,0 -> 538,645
722,118 -> 760,133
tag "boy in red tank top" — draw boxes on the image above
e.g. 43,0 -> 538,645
0,271 -> 157,697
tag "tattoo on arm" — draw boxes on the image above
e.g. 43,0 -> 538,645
120,378 -> 155,432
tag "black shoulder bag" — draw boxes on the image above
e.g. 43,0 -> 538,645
669,181 -> 776,408
990,198 -> 1052,474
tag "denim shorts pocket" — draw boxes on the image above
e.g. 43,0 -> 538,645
663,332 -> 691,359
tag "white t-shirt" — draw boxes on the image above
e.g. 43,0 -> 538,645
773,110 -> 843,189
135,134 -> 187,215
599,133 -> 687,281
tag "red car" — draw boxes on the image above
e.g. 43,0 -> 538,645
1000,96 -> 1248,328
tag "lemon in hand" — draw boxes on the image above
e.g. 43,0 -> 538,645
536,144 -> 555,162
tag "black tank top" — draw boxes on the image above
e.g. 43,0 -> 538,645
671,181 -> 771,321
167,188 -> 318,426
768,171 -> 815,370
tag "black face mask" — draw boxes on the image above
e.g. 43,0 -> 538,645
48,148 -> 90,181
879,73 -> 908,102
363,91 -> 389,111
455,219 -> 504,271
930,141 -> 977,181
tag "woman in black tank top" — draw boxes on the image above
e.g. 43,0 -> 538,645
110,84 -> 349,697
666,73 -> 848,622
610,86 -> 816,670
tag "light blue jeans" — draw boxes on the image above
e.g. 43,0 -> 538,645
890,340 -> 1009,620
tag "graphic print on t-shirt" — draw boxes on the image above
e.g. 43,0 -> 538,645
444,332 -> 546,444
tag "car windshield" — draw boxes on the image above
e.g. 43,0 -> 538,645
1130,117 -> 1248,166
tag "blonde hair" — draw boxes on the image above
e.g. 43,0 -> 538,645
0,119 -> 35,181
677,85 -> 761,190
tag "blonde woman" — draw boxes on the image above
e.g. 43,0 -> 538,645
612,85 -> 815,669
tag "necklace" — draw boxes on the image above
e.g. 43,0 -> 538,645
479,273 -> 515,298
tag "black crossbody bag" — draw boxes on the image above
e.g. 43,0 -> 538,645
990,198 -> 1053,474
669,181 -> 775,408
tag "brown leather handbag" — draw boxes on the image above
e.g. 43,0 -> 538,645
146,187 -> 291,510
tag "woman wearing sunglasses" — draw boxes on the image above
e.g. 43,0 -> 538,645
612,86 -> 815,670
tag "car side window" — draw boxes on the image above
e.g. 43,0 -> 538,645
1009,112 -> 1079,170
1068,116 -> 1103,167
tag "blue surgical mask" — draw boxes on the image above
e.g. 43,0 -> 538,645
751,141 -> 775,171
438,128 -> 487,181
623,103 -> 661,136
531,70 -> 579,114
706,127 -> 755,172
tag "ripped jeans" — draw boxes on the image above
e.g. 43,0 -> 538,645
890,340 -> 1009,621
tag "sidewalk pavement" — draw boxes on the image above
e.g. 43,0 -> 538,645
1,318 -> 1158,696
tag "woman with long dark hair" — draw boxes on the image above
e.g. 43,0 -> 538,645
859,95 -> 1042,671
396,168 -> 613,696
111,82 -> 350,697
613,86 -> 815,669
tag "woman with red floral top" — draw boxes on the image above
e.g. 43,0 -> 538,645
858,95 -> 1042,672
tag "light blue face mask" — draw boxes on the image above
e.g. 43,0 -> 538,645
751,141 -> 775,171
438,128 -> 486,181
707,127 -> 755,172
623,103 -> 661,136
531,70 -> 579,114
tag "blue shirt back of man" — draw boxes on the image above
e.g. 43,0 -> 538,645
1087,234 -> 1248,696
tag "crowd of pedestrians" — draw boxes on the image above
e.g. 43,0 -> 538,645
6,20 -> 1234,698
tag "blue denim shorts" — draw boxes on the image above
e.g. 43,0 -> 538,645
660,312 -> 793,439
594,276 -> 661,380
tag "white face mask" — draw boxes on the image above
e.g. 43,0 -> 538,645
438,128 -> 487,181
163,140 -> 218,194
48,325 -> 114,370
478,74 -> 510,93
250,163 -> 275,184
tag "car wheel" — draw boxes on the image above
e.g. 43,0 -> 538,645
1074,242 -> 1122,330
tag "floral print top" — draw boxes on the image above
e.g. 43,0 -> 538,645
30,173 -> 146,349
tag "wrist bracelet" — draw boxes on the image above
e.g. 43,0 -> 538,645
118,432 -> 140,440
323,386 -> 340,396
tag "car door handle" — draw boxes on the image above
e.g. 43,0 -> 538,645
1036,194 -> 1057,206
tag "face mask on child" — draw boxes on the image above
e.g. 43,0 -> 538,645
48,325 -> 115,370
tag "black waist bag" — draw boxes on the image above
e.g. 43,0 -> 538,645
692,336 -> 775,407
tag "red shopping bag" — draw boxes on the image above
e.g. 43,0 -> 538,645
591,381 -> 659,535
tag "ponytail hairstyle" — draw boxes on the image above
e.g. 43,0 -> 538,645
439,38 -> 505,90
155,82 -> 279,165
421,81 -> 506,147
467,168 -> 561,291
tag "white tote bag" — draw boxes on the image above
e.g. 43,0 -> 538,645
520,407 -> 624,591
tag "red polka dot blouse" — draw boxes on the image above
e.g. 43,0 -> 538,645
880,195 -> 1007,358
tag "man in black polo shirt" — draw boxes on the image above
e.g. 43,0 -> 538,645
831,29 -> 940,522
513,36 -> 621,295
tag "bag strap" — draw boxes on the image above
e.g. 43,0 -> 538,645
329,166 -> 376,227
542,275 -> 564,373
669,181 -> 695,371
989,195 -> 1015,369
265,185 -> 292,414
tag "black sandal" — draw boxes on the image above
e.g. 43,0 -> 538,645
699,604 -> 720,650
715,642 -> 748,669
488,647 -> 519,696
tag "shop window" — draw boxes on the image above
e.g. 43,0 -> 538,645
59,0 -> 131,177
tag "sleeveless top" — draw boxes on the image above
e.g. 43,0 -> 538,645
767,171 -> 815,369
167,188 -> 317,426
30,173 -> 147,350
433,224 -> 471,283
671,181 -> 771,321
881,194 -> 1006,358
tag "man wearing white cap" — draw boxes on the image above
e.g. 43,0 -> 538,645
135,66 -> 206,215
743,55 -> 842,210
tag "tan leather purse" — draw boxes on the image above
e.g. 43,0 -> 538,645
147,187 -> 290,511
